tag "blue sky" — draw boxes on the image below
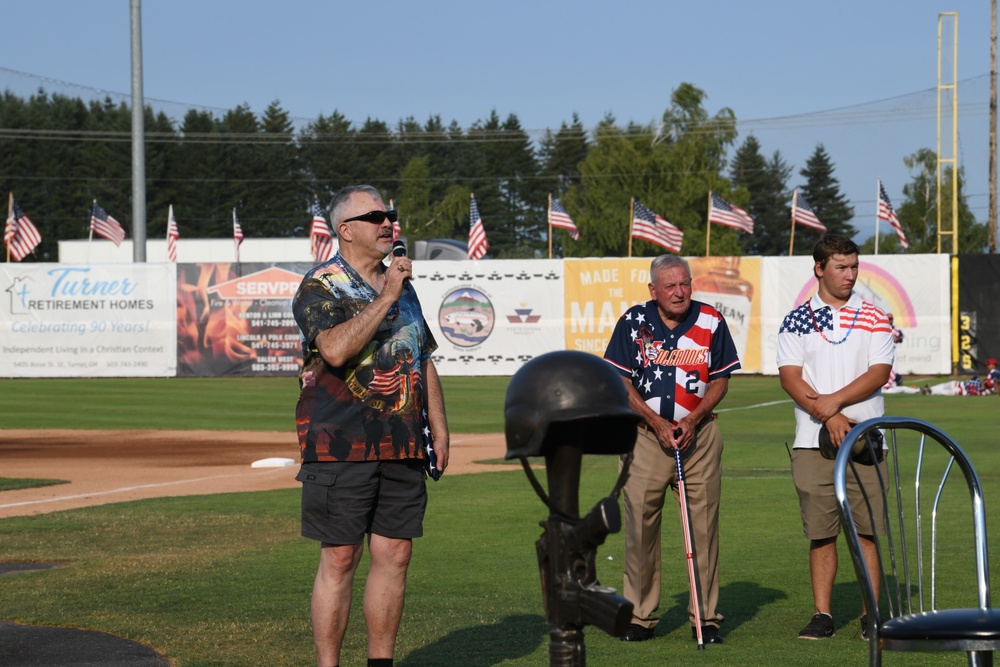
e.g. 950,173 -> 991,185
1,1 -> 993,246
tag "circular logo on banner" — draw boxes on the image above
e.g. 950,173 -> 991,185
439,287 -> 495,347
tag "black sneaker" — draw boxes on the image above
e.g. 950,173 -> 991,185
798,612 -> 835,640
619,623 -> 654,642
860,614 -> 869,641
692,625 -> 724,645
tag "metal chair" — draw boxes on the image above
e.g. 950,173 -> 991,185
835,416 -> 1000,667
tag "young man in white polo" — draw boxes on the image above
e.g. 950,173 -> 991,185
776,234 -> 893,640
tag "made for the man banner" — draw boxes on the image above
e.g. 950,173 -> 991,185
562,257 -> 763,372
0,263 -> 176,377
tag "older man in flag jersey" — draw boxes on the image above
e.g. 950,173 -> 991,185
604,254 -> 741,646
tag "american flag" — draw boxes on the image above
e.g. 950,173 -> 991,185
632,199 -> 683,253
166,204 -> 180,262
4,197 -> 41,261
549,197 -> 580,241
877,179 -> 908,250
90,201 -> 126,246
421,406 -> 442,481
709,193 -> 755,234
792,190 -> 827,232
233,208 -> 244,261
310,197 -> 333,263
368,364 -> 403,395
468,194 -> 488,259
779,301 -> 889,337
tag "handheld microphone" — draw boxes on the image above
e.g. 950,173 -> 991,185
392,240 -> 410,287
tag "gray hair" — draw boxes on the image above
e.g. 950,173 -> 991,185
329,185 -> 384,230
650,254 -> 690,281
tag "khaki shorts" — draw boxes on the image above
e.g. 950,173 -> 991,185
791,448 -> 886,540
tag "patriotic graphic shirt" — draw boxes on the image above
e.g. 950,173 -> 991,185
776,292 -> 895,449
604,300 -> 741,424
293,253 -> 437,463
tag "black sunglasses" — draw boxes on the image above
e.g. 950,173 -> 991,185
342,209 -> 398,224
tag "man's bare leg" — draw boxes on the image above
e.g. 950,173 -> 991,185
364,534 -> 413,660
809,537 -> 838,614
858,535 -> 881,615
312,542 -> 364,667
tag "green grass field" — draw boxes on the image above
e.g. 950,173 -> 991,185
0,375 -> 997,666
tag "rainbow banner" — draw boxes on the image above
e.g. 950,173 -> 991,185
760,254 -> 950,376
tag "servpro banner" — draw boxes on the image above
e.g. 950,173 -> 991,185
0,263 -> 176,377
176,262 -> 311,376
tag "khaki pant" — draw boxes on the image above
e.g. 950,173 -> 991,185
620,420 -> 724,629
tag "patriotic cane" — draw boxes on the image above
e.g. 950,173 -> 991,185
674,446 -> 705,650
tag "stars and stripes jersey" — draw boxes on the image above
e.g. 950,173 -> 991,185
776,291 -> 895,448
604,300 -> 741,424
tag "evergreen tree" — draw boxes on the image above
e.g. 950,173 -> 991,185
254,101 -> 302,237
465,110 -> 541,258
172,109 -> 222,238
730,136 -> 791,255
863,148 -> 987,253
537,113 -> 589,256
354,117 -> 397,196
142,108 -> 180,240
798,144 -> 855,250
538,113 -> 589,193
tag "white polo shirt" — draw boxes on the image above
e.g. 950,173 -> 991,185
776,291 -> 895,449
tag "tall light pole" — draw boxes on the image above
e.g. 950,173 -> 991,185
130,0 -> 147,262
991,0 -> 997,253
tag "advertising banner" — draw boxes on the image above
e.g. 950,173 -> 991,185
563,258 -> 649,355
412,260 -> 564,376
562,256 -> 763,372
760,254 -> 951,376
176,262 -> 312,376
0,263 -> 176,377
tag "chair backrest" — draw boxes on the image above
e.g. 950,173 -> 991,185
834,417 -> 991,628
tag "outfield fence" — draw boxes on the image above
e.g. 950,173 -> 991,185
2,253 -> 993,378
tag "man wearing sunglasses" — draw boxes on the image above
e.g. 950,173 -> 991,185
293,184 -> 450,667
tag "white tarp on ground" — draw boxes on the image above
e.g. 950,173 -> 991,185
0,263 -> 177,377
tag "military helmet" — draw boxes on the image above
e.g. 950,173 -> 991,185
504,351 -> 639,459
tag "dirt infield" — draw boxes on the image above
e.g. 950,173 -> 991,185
0,430 -> 510,519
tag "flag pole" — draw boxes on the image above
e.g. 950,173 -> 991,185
628,198 -> 635,257
706,192 -> 712,257
789,189 -> 797,256
874,179 -> 882,255
6,192 -> 12,263
233,207 -> 239,265
311,193 -> 318,263
547,193 -> 553,259
87,199 -> 96,265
